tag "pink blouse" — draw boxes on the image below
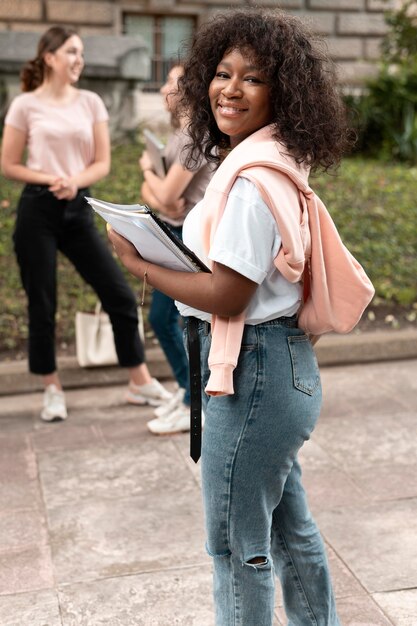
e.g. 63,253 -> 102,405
5,89 -> 109,179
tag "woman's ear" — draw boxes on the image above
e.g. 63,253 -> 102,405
42,51 -> 54,71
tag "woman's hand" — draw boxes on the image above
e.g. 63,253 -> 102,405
139,152 -> 153,172
49,177 -> 78,200
140,181 -> 186,218
157,196 -> 186,219
107,226 -> 146,277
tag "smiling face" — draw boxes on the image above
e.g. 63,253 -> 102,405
209,48 -> 273,148
44,34 -> 84,84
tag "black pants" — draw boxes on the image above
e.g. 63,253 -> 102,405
13,185 -> 145,375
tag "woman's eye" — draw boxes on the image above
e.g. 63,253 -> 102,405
216,72 -> 229,79
245,76 -> 261,84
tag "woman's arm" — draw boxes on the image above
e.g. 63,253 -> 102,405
141,181 -> 185,218
139,151 -> 195,207
108,228 -> 258,317
1,125 -> 57,186
50,120 -> 111,200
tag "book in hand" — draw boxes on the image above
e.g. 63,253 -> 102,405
86,197 -> 210,274
143,128 -> 167,178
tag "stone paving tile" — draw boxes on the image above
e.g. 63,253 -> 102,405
371,360 -> 417,413
0,391 -> 39,420
298,438 -> 367,509
327,545 -> 366,599
0,431 -> 32,453
48,489 -> 207,585
348,462 -> 417,503
0,413 -> 34,433
0,545 -> 54,595
38,438 -> 194,508
302,464 -> 367,510
0,507 -> 54,595
31,423 -> 102,452
373,589 -> 417,626
316,498 -> 417,593
276,593 -> 394,625
319,362 -> 407,420
311,411 -> 417,471
0,447 -> 41,512
58,565 -> 214,625
0,589 -> 62,626
96,414 -> 149,443
0,508 -> 48,552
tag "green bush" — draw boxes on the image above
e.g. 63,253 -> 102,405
352,1 -> 417,162
0,145 -> 416,353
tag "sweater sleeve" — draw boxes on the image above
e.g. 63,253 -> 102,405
205,313 -> 246,396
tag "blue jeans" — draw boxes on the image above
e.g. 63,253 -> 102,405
148,225 -> 190,405
194,317 -> 340,626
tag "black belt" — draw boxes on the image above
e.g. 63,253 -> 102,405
187,317 -> 203,463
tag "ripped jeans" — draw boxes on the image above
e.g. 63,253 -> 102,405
196,317 -> 340,626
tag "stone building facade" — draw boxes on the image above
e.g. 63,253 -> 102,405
0,0 -> 401,87
0,0 -> 404,130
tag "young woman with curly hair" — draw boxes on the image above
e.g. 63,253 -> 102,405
109,9 -> 372,625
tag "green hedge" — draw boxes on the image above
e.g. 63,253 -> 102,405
348,0 -> 417,163
0,144 -> 416,352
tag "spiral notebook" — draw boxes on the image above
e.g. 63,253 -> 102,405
86,197 -> 210,274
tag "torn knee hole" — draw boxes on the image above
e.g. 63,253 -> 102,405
247,556 -> 267,565
244,556 -> 269,569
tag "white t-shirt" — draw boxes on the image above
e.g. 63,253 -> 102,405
176,177 -> 302,324
4,89 -> 109,179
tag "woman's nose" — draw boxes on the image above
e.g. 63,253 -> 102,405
221,77 -> 242,98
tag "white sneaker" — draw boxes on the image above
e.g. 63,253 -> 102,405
125,378 -> 173,407
154,387 -> 186,418
40,384 -> 68,422
147,402 -> 191,435
147,404 -> 205,436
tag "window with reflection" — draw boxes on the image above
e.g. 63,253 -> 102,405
124,14 -> 195,90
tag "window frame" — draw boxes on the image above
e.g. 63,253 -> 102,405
123,12 -> 196,91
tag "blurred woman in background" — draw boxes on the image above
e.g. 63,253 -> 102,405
1,26 -> 171,422
139,64 -> 214,435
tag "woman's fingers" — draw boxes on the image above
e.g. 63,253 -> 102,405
107,227 -> 140,260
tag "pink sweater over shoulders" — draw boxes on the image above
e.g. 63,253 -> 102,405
200,125 -> 374,396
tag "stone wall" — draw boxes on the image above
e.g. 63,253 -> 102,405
0,0 -> 402,85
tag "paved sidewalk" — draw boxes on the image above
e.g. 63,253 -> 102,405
1,328 -> 417,397
0,356 -> 416,625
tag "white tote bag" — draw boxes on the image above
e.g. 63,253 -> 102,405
75,302 -> 144,368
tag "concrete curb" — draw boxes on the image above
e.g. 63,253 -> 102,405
0,329 -> 416,397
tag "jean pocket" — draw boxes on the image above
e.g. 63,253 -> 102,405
287,335 -> 320,396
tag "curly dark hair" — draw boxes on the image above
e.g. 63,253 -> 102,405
179,9 -> 354,171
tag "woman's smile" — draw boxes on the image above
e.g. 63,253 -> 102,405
209,48 -> 272,148
218,103 -> 248,115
